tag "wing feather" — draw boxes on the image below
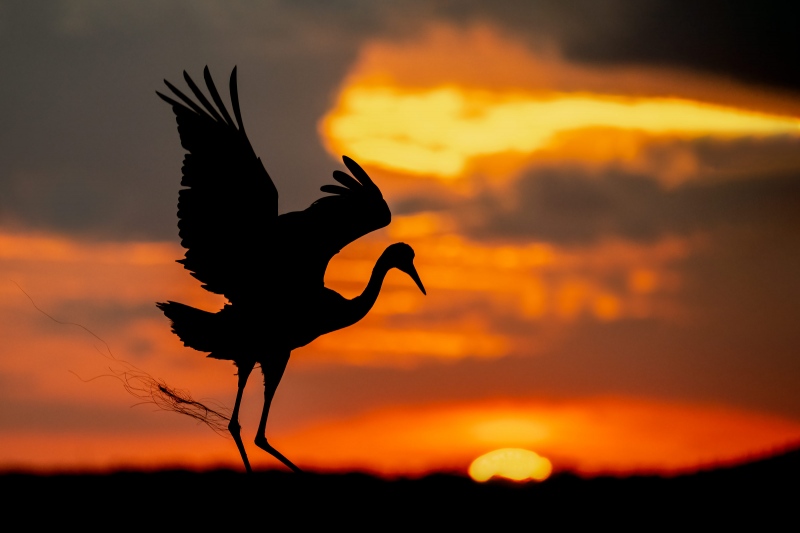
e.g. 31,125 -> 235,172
181,71 -> 226,124
203,66 -> 236,127
160,67 -> 278,302
284,156 -> 391,288
161,80 -> 209,118
230,67 -> 245,131
320,184 -> 352,195
331,170 -> 362,190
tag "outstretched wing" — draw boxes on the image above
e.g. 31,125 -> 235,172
158,66 -> 277,302
276,156 -> 391,289
312,156 -> 391,255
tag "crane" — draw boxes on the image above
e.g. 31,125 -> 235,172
155,67 -> 426,473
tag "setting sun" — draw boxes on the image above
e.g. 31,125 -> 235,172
469,448 -> 553,482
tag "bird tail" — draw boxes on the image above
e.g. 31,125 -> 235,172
156,301 -> 227,358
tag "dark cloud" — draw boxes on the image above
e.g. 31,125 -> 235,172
1,1 -> 796,240
391,187 -> 458,216
560,1 -> 800,94
463,165 -> 800,245
430,0 -> 800,94
0,1 -> 405,240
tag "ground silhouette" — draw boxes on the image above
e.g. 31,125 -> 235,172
156,67 -> 426,473
3,446 -> 796,527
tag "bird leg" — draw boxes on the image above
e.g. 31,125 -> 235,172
255,352 -> 303,473
229,360 -> 255,473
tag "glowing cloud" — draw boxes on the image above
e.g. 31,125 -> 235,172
320,25 -> 800,183
1,229 -> 797,475
469,448 -> 553,482
323,85 -> 800,179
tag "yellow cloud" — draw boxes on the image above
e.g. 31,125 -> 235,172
321,25 -> 800,184
322,85 -> 800,179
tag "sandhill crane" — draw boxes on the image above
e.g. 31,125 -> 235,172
155,67 -> 426,473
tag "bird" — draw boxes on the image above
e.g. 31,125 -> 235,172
155,66 -> 426,473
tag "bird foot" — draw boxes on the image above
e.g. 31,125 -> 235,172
255,435 -> 303,473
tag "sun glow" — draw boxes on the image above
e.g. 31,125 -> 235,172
322,85 -> 800,179
469,448 -> 553,482
276,398 -> 800,476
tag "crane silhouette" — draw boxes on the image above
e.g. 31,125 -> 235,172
155,67 -> 426,473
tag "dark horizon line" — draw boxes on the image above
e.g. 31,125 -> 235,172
2,439 -> 797,480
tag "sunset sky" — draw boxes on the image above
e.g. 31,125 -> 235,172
1,1 -> 799,479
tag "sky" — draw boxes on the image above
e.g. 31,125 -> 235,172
1,1 -> 799,478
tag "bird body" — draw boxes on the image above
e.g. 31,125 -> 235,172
156,67 -> 425,472
158,242 -> 409,357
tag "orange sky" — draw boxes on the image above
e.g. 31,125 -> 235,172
2,11 -> 800,479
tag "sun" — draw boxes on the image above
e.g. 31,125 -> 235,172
469,448 -> 553,482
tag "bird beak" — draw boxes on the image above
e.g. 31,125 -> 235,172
407,263 -> 427,295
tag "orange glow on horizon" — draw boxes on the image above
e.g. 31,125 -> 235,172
0,230 -> 797,478
0,431 -> 242,474
275,397 -> 800,477
4,397 -> 798,477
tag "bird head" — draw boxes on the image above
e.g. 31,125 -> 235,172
385,242 -> 426,295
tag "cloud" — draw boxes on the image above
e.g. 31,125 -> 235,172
2,3 -> 797,240
323,85 -> 799,180
463,164 -> 800,245
559,1 -> 800,94
0,2 -> 393,240
320,23 -> 800,195
418,1 -> 800,94
1,223 -> 799,473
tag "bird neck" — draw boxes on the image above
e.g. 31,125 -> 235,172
349,252 -> 395,322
